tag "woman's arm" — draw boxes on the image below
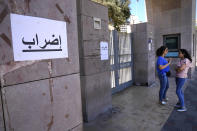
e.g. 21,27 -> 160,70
158,58 -> 171,70
176,64 -> 186,73
159,63 -> 170,70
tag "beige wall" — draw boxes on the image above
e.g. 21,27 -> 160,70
0,0 -> 83,130
77,0 -> 112,122
133,23 -> 155,86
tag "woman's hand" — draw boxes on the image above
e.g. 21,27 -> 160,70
175,67 -> 180,72
177,64 -> 186,72
168,58 -> 172,64
159,58 -> 171,70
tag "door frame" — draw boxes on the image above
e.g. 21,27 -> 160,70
111,30 -> 133,94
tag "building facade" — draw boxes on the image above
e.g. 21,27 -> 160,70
146,0 -> 196,77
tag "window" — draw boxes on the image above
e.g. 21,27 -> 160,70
163,34 -> 180,57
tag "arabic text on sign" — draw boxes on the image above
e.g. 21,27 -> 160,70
22,34 -> 62,52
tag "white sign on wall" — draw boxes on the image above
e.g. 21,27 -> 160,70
100,41 -> 109,60
10,13 -> 68,61
148,43 -> 151,51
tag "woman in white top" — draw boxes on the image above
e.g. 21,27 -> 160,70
175,49 -> 192,112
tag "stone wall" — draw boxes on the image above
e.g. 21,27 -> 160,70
0,0 -> 82,131
77,0 -> 112,122
133,23 -> 155,86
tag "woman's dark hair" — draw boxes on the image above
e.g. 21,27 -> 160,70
156,46 -> 167,56
179,49 -> 192,62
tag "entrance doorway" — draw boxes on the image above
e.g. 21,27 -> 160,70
109,30 -> 133,94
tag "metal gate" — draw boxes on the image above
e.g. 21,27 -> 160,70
109,30 -> 133,94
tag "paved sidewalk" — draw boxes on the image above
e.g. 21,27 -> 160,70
84,77 -> 178,131
162,72 -> 197,131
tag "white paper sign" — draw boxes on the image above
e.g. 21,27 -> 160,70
148,43 -> 151,51
100,41 -> 109,60
10,13 -> 68,61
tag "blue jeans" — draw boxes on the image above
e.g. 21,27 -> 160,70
158,73 -> 169,102
176,77 -> 186,108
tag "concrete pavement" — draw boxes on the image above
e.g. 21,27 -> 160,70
84,77 -> 179,131
162,72 -> 197,131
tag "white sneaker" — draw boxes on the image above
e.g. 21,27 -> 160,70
177,107 -> 187,112
159,101 -> 166,105
164,98 -> 169,101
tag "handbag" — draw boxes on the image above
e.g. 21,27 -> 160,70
166,71 -> 171,77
